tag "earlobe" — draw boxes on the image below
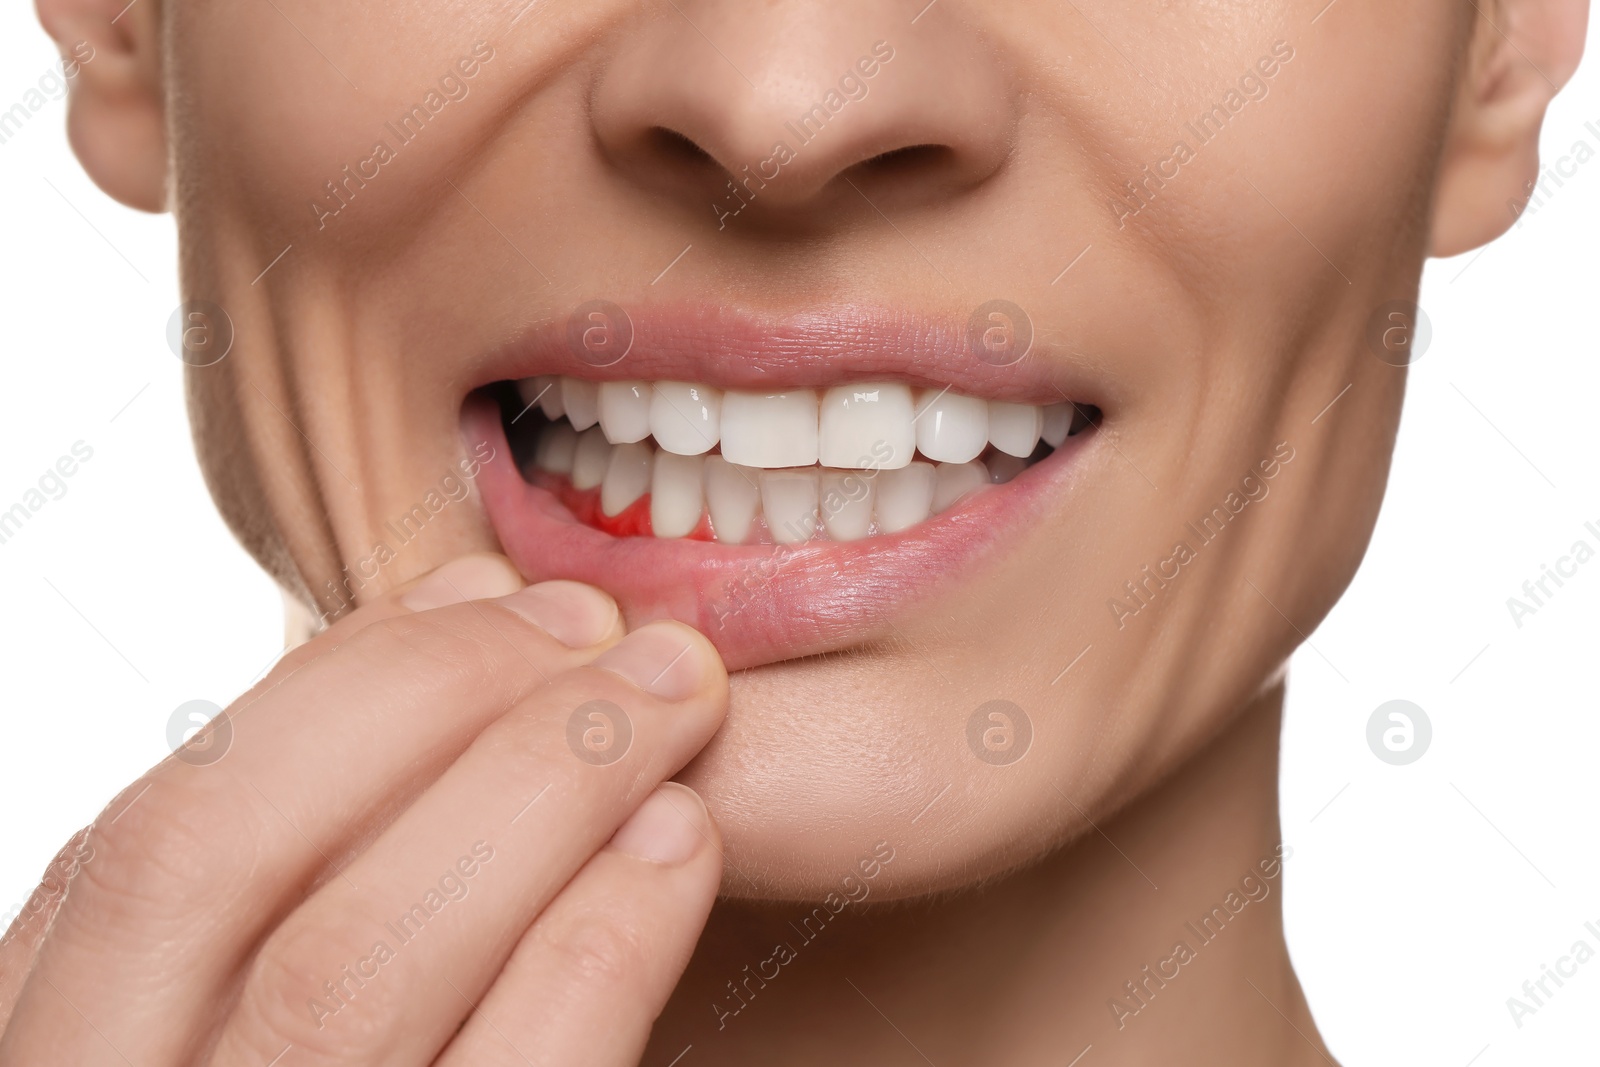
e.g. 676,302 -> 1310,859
1428,0 -> 1588,257
35,0 -> 167,212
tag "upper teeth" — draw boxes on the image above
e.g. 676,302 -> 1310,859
519,377 -> 1075,469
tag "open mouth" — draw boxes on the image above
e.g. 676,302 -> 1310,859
461,306 -> 1104,668
491,376 -> 1097,544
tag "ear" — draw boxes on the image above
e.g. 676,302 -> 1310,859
35,0 -> 167,212
1429,0 -> 1589,257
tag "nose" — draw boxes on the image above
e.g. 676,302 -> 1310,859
590,1 -> 1015,223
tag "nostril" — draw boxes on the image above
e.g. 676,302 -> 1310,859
601,125 -> 728,202
647,126 -> 716,169
843,143 -> 972,202
856,144 -> 951,174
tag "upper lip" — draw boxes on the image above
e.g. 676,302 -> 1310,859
470,302 -> 1105,406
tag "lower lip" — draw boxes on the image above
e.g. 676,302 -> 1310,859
463,396 -> 1090,670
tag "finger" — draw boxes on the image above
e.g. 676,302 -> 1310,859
436,784 -> 721,1067
274,552 -> 524,676
1,577 -> 624,1066
0,827 -> 95,1032
210,622 -> 726,1067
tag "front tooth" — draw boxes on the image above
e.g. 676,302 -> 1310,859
651,452 -> 705,538
760,469 -> 820,544
704,457 -> 761,544
563,378 -> 601,432
988,401 -> 1042,458
1041,403 -> 1073,447
933,461 -> 987,513
598,381 -> 652,444
914,391 -> 989,464
818,383 -> 913,470
875,461 -> 935,533
820,469 -> 875,541
536,423 -> 579,475
650,382 -> 722,456
600,442 -> 653,516
571,426 -> 612,490
720,391 -> 819,468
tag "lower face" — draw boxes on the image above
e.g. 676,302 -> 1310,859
176,0 -> 1459,898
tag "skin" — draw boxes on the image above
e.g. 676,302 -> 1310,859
4,0 -> 1588,1063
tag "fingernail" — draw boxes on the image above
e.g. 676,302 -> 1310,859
498,581 -> 618,648
401,555 -> 523,611
607,783 -> 708,865
591,622 -> 710,700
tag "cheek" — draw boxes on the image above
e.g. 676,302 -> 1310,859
172,5 -> 387,214
169,5 -> 563,235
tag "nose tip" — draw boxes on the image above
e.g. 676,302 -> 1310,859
590,5 -> 1014,221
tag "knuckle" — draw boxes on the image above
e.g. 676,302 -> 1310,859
74,777 -> 260,925
475,672 -> 635,778
342,612 -> 509,691
235,909 -> 408,1061
540,909 -> 649,989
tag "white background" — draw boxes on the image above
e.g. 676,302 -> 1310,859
1,9 -> 1596,1065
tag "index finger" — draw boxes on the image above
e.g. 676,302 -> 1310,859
274,553 -> 525,675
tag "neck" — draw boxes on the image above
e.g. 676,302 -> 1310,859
651,682 -> 1334,1066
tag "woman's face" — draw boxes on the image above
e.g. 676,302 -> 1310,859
165,0 -> 1464,898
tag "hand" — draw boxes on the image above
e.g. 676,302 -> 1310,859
0,554 -> 728,1066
